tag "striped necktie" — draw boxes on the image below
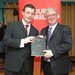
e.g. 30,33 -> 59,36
48,27 -> 52,40
47,27 -> 52,49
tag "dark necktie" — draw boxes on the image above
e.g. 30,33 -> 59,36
25,25 -> 29,32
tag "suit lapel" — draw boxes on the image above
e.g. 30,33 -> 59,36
44,26 -> 49,40
50,24 -> 60,39
19,21 -> 35,36
19,20 -> 27,34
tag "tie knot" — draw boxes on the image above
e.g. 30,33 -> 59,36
49,27 -> 52,30
25,25 -> 29,29
49,27 -> 52,32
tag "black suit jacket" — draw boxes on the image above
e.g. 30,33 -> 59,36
41,23 -> 72,75
3,20 -> 39,72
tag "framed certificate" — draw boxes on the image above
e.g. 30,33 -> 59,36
31,37 -> 46,56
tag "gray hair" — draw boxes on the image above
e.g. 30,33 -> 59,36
44,8 -> 57,16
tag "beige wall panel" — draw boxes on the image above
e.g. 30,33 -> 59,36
61,4 -> 75,56
4,3 -> 18,25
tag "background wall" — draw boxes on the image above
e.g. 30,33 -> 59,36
61,2 -> 75,57
0,0 -> 18,3
0,2 -> 4,22
0,0 -> 18,23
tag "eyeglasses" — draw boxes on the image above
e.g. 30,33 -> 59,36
46,13 -> 57,18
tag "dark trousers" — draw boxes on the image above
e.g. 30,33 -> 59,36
4,69 -> 31,75
4,61 -> 33,75
43,60 -> 68,75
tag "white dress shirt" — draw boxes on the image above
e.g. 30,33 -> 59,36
20,19 -> 31,48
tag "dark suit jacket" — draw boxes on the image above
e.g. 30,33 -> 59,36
41,23 -> 72,75
3,20 -> 39,72
0,25 -> 6,41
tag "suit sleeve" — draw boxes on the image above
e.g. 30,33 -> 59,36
52,26 -> 72,58
3,23 -> 21,48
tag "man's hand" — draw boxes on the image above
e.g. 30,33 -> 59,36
24,36 -> 35,44
37,35 -> 44,39
43,50 -> 53,59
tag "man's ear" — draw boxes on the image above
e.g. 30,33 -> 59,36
57,14 -> 60,19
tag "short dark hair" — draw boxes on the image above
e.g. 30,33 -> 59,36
23,4 -> 36,12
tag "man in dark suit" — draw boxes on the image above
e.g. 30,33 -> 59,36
40,8 -> 72,75
3,4 -> 39,75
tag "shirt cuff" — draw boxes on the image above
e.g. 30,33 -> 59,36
49,50 -> 54,57
20,39 -> 25,48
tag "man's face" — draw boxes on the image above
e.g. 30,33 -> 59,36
22,7 -> 35,24
45,10 -> 58,25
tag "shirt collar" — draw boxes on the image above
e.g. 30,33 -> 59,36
49,22 -> 58,29
22,19 -> 31,26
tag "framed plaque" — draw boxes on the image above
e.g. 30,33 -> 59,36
31,37 -> 46,56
